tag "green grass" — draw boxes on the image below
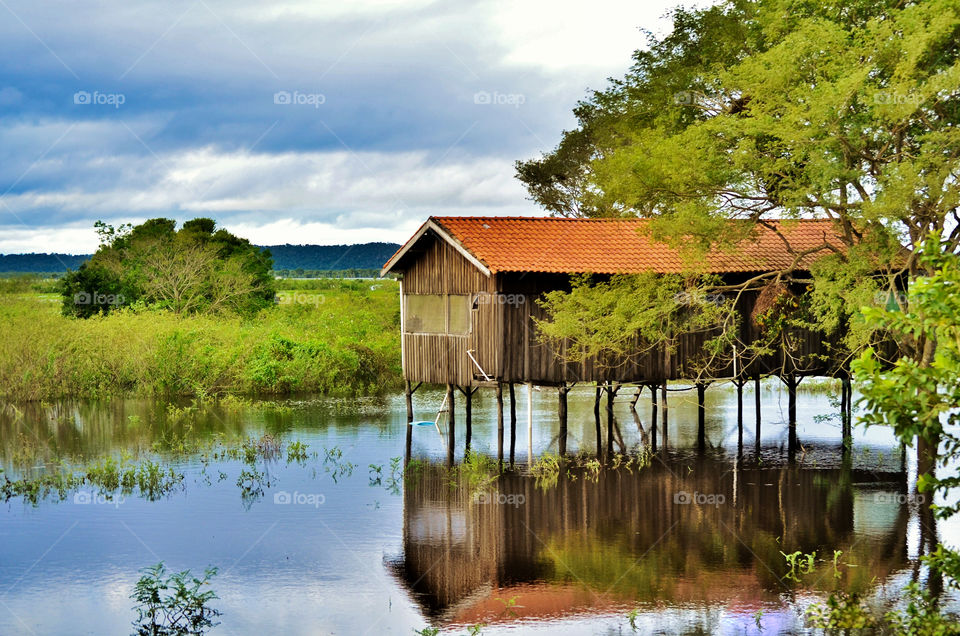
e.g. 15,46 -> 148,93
0,279 -> 402,401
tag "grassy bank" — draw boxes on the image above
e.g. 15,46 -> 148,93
0,279 -> 401,401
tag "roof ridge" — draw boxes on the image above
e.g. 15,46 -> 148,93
430,215 -> 836,223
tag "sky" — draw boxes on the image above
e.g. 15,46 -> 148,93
0,0 -> 702,253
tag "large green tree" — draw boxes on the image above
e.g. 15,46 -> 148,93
60,218 -> 275,317
517,0 -> 960,598
518,0 -> 959,352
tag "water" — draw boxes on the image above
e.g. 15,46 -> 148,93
0,381 -> 957,635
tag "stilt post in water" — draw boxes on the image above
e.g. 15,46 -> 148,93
696,382 -> 707,452
404,379 -> 413,463
594,383 -> 602,457
606,382 -> 616,459
509,382 -> 517,465
650,384 -> 658,453
785,375 -> 798,460
496,382 -> 505,465
527,381 -> 534,464
736,380 -> 744,453
446,384 -> 455,466
842,374 -> 852,450
754,375 -> 762,457
558,384 -> 568,456
660,383 -> 669,449
464,387 -> 473,452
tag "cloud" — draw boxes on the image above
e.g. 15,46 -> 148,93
0,0 -> 697,252
0,130 -> 537,251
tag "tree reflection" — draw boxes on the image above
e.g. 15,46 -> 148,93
388,452 -> 910,627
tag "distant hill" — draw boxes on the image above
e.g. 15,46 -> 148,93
0,253 -> 90,273
265,243 -> 400,271
0,242 -> 401,274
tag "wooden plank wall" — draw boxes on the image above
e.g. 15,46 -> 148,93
400,233 -> 500,386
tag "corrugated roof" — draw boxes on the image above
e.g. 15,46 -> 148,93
384,216 -> 849,275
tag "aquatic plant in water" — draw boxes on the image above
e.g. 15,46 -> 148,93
131,562 -> 221,636
0,466 -> 83,505
286,441 -> 310,464
781,550 -> 817,583
236,465 -> 275,507
322,446 -> 356,483
530,452 -> 561,490
455,451 -> 499,494
2,430 -> 322,506
2,455 -> 184,506
806,582 -> 960,634
381,456 -> 406,495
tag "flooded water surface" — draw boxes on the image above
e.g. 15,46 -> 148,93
1,382 -> 956,634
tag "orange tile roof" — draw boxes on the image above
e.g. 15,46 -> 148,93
386,216 -> 849,275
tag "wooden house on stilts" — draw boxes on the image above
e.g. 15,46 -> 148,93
381,216 -> 857,463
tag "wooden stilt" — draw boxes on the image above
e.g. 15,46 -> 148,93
660,383 -> 669,449
736,380 -> 744,454
840,375 -> 848,453
594,384 -> 602,457
650,384 -> 658,453
606,382 -> 616,459
404,379 -> 413,462
558,384 -> 568,456
527,382 -> 534,464
754,375 -> 762,457
509,382 -> 517,465
842,375 -> 852,450
464,387 -> 473,452
446,384 -> 456,466
496,382 -> 505,466
696,382 -> 707,452
786,375 -> 798,460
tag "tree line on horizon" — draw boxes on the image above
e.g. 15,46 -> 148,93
0,241 -> 400,274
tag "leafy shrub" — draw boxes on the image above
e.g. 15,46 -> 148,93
131,563 -> 221,636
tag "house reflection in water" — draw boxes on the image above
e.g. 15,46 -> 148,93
386,452 -> 912,630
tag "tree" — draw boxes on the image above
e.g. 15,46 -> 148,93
59,218 -> 275,317
57,262 -> 126,318
516,0 -> 960,606
853,242 -> 960,588
517,0 -> 959,361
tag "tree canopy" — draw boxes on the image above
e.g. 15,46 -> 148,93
518,0 -> 960,366
59,218 -> 275,317
517,0 -> 960,596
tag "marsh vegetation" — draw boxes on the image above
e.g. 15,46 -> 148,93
0,277 -> 401,401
